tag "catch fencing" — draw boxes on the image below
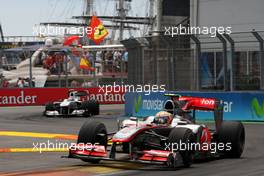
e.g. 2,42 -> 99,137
122,31 -> 264,91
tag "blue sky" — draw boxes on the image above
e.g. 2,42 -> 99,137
0,0 -> 148,36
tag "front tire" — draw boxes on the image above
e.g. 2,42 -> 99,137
168,127 -> 195,167
45,102 -> 55,111
44,102 -> 55,117
77,121 -> 107,163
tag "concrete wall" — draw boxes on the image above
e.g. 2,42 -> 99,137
192,0 -> 264,33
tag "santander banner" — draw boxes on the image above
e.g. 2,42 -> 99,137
0,87 -> 125,107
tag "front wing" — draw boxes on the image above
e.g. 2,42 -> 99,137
65,143 -> 183,167
45,109 -> 85,116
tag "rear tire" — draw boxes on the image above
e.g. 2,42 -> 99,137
81,100 -> 100,117
168,127 -> 195,167
217,121 -> 245,158
77,121 -> 107,163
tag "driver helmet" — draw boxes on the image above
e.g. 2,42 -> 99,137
153,111 -> 173,125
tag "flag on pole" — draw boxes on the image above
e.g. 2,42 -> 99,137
87,16 -> 108,44
79,58 -> 96,72
63,36 -> 80,46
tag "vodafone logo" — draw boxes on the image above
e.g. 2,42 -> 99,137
201,98 -> 215,105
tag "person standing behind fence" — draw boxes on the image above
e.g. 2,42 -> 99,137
88,53 -> 95,74
95,51 -> 102,74
0,76 -> 9,88
2,78 -> 9,88
24,78 -> 29,87
70,80 -> 79,87
96,51 -> 102,63
0,74 -> 3,87
115,51 -> 122,71
105,51 -> 113,72
82,51 -> 90,75
0,74 -> 8,88
17,77 -> 24,88
122,50 -> 128,72
54,52 -> 65,75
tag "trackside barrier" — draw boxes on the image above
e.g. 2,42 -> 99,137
0,87 -> 125,106
125,91 -> 264,121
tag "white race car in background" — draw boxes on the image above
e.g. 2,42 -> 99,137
44,90 -> 99,117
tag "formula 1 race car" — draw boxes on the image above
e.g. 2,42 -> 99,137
65,94 -> 245,168
44,90 -> 99,117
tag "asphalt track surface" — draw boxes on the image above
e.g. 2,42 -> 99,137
0,105 -> 264,176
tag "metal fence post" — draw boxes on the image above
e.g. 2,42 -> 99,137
120,54 -> 124,84
65,56 -> 68,88
252,30 -> 264,90
137,46 -> 143,85
141,47 -> 145,84
190,35 -> 201,91
58,62 -> 61,88
171,47 -> 175,90
160,36 -> 172,90
223,33 -> 235,91
217,33 -> 229,91
153,45 -> 158,85
0,56 -> 2,70
29,56 -> 33,88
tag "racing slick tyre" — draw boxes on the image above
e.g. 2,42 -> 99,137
45,102 -> 55,111
44,103 -> 55,117
77,121 -> 107,163
217,121 -> 245,158
168,127 -> 195,167
81,100 -> 100,117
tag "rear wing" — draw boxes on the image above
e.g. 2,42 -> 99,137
164,93 -> 218,111
164,93 -> 223,131
179,97 -> 217,111
68,90 -> 88,97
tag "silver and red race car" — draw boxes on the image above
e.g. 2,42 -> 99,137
65,94 -> 245,168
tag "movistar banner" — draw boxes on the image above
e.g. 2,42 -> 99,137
125,91 -> 264,121
125,92 -> 169,117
